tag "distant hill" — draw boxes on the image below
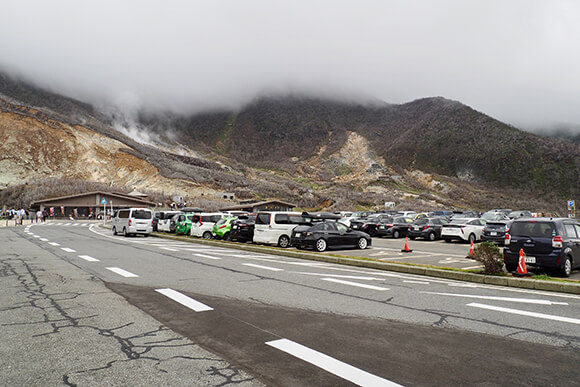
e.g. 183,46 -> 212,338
141,95 -> 580,199
0,72 -> 578,213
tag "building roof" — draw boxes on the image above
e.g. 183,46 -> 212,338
30,191 -> 156,207
219,200 -> 296,212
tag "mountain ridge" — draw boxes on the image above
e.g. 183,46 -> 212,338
0,72 -> 577,213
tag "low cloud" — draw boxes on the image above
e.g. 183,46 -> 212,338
1,1 -> 579,131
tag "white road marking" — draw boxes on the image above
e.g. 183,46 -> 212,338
243,263 -> 284,272
155,288 -> 213,312
194,253 -> 222,260
467,303 -> 580,325
72,223 -> 80,227
39,238 -> 49,242
61,248 -> 76,253
266,339 -> 402,387
462,265 -> 484,270
48,242 -> 60,246
293,272 -> 379,281
424,292 -> 568,305
106,267 -> 139,278
160,247 -> 179,252
322,278 -> 389,291
404,280 -> 430,285
78,255 -> 100,262
33,235 -> 40,238
448,283 -> 478,288
63,223 -> 71,226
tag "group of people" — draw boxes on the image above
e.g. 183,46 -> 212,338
2,208 -> 49,226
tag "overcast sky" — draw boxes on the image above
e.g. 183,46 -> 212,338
2,0 -> 579,130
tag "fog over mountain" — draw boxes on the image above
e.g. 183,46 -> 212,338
2,1 -> 580,132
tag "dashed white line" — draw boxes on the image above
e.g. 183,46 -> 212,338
322,278 -> 389,291
61,247 -> 76,253
242,263 -> 284,272
194,253 -> 221,260
266,339 -> 402,387
468,303 -> 580,325
106,267 -> 139,278
39,238 -> 49,242
160,247 -> 179,252
155,288 -> 213,312
48,242 -> 60,246
424,292 -> 568,305
78,255 -> 100,262
404,280 -> 430,285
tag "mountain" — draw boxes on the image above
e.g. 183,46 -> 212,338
0,72 -> 578,213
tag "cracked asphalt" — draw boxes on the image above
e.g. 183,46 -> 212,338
0,228 -> 263,386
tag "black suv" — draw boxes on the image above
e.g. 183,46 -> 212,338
503,218 -> 580,277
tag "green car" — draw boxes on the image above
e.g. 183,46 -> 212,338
211,216 -> 238,240
175,213 -> 196,235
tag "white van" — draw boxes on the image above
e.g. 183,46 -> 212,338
157,211 -> 182,232
190,213 -> 226,238
253,211 -> 304,248
112,208 -> 154,237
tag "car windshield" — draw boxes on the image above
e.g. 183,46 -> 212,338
133,210 -> 151,219
510,221 -> 556,238
414,219 -> 428,225
215,218 -> 226,226
482,213 -> 507,221
449,218 -> 468,225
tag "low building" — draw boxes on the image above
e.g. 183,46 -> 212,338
30,191 -> 156,218
219,200 -> 296,213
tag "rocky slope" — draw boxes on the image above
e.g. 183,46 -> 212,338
0,73 -> 577,213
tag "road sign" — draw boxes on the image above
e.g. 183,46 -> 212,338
568,200 -> 575,210
101,198 -> 107,205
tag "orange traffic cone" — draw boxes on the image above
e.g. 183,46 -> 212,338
401,237 -> 413,253
466,241 -> 474,259
516,248 -> 531,276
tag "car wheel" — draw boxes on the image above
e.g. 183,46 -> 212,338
392,230 -> 400,239
444,238 -> 451,243
223,232 -> 230,241
123,227 -> 128,237
409,236 -> 416,240
368,228 -> 377,237
202,231 -> 212,239
505,263 -> 517,272
112,226 -> 117,235
358,237 -> 368,249
315,238 -> 327,252
560,257 -> 572,278
428,232 -> 436,241
278,235 -> 290,248
468,233 -> 476,243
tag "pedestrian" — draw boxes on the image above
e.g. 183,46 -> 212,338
37,210 -> 43,222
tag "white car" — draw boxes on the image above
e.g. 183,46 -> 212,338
112,208 -> 154,237
253,211 -> 305,248
157,211 -> 182,232
190,213 -> 226,238
441,218 -> 487,243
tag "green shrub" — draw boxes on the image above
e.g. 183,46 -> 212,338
472,241 -> 503,274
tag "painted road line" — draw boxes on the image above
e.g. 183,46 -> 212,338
425,292 -> 568,305
160,247 -> 179,252
404,280 -> 430,285
78,255 -> 100,262
33,235 -> 41,238
72,223 -> 80,226
468,303 -> 580,325
322,278 -> 389,291
106,267 -> 139,278
242,263 -> 284,272
194,253 -> 222,260
39,238 -> 49,242
61,247 -> 76,253
293,272 -> 379,281
462,265 -> 484,270
155,288 -> 213,312
266,339 -> 402,387
48,242 -> 61,246
448,283 -> 478,288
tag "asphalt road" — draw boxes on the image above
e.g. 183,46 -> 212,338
2,220 -> 580,386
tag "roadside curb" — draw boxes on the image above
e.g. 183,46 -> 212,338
110,226 -> 580,295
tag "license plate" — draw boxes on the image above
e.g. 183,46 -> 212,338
232,225 -> 237,229
352,225 -> 358,229
295,233 -> 301,237
525,256 -> 536,263
490,231 -> 497,236
379,226 -> 384,229
414,226 -> 420,230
